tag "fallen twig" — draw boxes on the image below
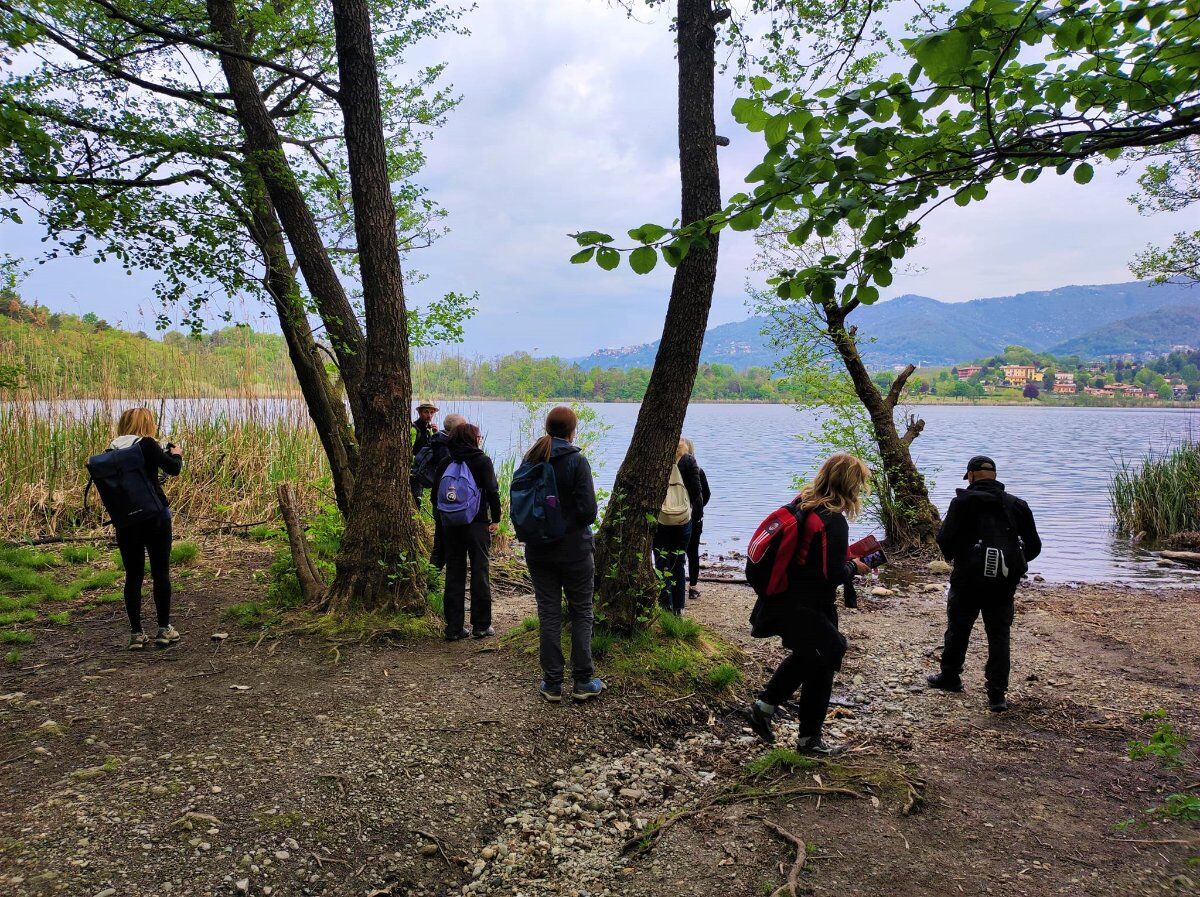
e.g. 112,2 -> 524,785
414,829 -> 457,867
764,821 -> 806,897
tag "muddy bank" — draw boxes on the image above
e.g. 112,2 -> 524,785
1,540 -> 1197,896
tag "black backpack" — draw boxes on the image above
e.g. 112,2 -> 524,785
85,443 -> 165,528
963,496 -> 1028,584
411,441 -> 438,489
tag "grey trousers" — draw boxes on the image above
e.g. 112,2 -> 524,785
528,551 -> 595,687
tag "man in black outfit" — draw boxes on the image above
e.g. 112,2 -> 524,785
927,455 -> 1041,712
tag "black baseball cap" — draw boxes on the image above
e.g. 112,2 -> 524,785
964,455 -> 996,479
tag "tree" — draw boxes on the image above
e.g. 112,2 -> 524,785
1,0 -> 471,613
1023,383 -> 1040,400
571,0 -> 727,632
1129,137 -> 1200,285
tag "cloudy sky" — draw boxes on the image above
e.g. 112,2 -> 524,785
1,0 -> 1189,357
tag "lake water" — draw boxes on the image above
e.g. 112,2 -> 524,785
433,401 -> 1198,586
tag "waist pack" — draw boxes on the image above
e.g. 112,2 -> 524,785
510,459 -> 567,545
85,444 -> 165,528
657,464 -> 691,526
437,461 -> 481,526
962,498 -> 1028,584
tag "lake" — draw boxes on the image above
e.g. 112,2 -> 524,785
432,401 -> 1199,585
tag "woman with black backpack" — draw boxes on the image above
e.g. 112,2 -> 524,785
434,424 -> 501,642
108,408 -> 183,650
744,453 -> 873,755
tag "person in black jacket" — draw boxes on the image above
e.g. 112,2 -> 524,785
410,402 -> 440,502
110,408 -> 183,650
927,455 -> 1042,712
745,454 -> 873,755
678,438 -> 711,600
433,424 -> 501,642
521,406 -> 605,703
427,413 -> 466,570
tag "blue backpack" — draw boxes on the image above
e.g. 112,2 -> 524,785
437,461 -> 481,525
85,443 -> 165,528
509,459 -> 567,545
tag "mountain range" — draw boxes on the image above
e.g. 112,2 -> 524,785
574,282 -> 1200,370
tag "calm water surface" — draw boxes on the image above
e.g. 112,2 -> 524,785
445,401 -> 1198,585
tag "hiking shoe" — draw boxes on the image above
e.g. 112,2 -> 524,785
444,627 -> 471,642
538,681 -> 562,703
688,587 -> 700,601
796,735 -> 844,757
988,692 -> 1009,713
128,631 -> 148,651
472,626 -> 496,639
153,625 -> 180,647
571,678 -> 606,701
926,673 -> 964,693
745,701 -> 776,744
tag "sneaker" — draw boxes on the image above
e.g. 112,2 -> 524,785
688,587 -> 700,601
571,677 -> 606,701
538,681 -> 562,703
444,627 -> 471,642
796,735 -> 845,757
926,673 -> 964,693
988,691 -> 1009,713
153,625 -> 180,647
472,626 -> 496,639
128,631 -> 148,651
745,701 -> 776,744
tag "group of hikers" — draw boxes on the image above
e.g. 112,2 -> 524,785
94,402 -> 1041,752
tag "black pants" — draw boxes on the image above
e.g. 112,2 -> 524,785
940,584 -> 1016,694
654,522 -> 691,613
687,518 -> 703,588
527,550 -> 595,687
116,512 -> 173,633
442,520 -> 491,635
760,603 -> 841,738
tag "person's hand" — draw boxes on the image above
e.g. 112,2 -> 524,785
852,559 -> 871,576
168,444 -> 182,457
488,523 -> 499,534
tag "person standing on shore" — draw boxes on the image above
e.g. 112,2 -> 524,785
927,455 -> 1042,712
745,454 -> 873,755
427,413 -> 466,570
514,406 -> 605,703
653,440 -> 693,615
434,424 -> 500,641
410,402 -> 440,502
678,437 -> 710,601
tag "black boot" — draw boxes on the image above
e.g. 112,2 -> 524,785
796,734 -> 844,756
926,673 -> 964,693
988,691 -> 1008,713
745,701 -> 776,743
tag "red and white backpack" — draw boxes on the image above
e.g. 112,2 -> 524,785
745,500 -> 829,598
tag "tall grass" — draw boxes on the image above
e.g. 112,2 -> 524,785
1,348 -> 328,537
1111,440 -> 1200,539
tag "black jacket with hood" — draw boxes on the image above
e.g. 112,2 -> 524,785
524,437 -> 598,562
677,453 -> 710,522
937,479 -> 1042,587
434,442 -> 502,526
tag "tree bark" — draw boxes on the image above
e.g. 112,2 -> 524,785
206,0 -> 367,422
278,482 -> 326,605
243,165 -> 358,516
825,308 -> 940,550
594,0 -> 723,632
322,0 -> 427,614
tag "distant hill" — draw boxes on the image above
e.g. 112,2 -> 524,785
575,282 -> 1200,370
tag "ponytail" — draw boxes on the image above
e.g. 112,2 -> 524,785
524,405 -> 578,463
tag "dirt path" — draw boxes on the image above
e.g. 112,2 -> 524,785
1,540 -> 1197,897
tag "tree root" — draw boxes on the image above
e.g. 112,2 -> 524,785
765,821 -> 807,897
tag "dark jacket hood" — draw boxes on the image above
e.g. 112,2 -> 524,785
549,437 -> 581,460
448,442 -> 486,463
954,478 -> 1007,506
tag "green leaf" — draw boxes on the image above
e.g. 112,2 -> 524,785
629,246 -> 657,275
1073,162 -> 1095,184
912,29 -> 972,83
569,247 -> 595,264
750,76 -> 772,92
765,115 -> 790,147
729,208 -> 763,232
575,231 -> 613,247
596,247 -> 620,271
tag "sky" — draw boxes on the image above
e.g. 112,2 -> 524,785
0,0 -> 1190,358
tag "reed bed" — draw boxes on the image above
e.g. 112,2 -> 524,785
0,388 -> 327,539
1110,440 -> 1200,539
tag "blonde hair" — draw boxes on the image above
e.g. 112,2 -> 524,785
683,437 -> 695,458
799,453 -> 870,520
117,407 -> 157,440
675,438 -> 688,461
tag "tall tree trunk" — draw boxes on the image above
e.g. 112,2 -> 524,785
323,0 -> 427,614
206,0 -> 367,423
244,166 -> 358,516
825,307 -> 940,550
594,0 -> 723,633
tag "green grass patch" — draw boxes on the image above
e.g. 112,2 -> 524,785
93,591 -> 123,604
47,611 -> 70,625
746,747 -> 820,777
170,541 -> 200,566
63,568 -> 122,599
0,609 -> 37,626
0,547 -> 60,569
0,595 -> 38,611
505,607 -> 743,700
225,600 -> 280,630
247,524 -> 282,542
0,630 -> 34,645
60,545 -> 102,564
4,649 -> 20,664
